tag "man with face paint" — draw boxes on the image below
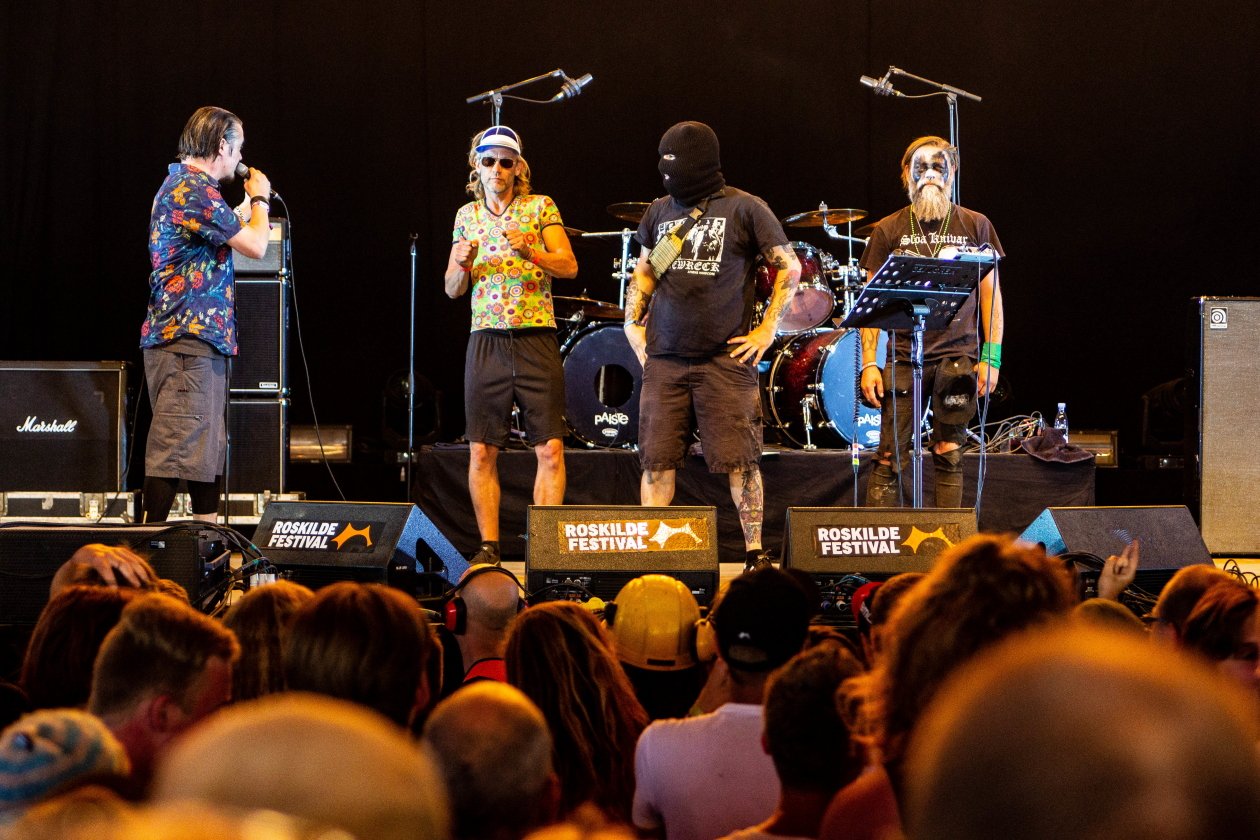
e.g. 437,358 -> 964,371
139,106 -> 273,524
445,125 -> 578,566
624,121 -> 801,571
858,136 -> 1005,508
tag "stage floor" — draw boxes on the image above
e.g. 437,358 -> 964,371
413,445 -> 1095,562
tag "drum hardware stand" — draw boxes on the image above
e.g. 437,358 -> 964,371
579,229 -> 637,308
839,253 -> 993,507
800,394 -> 820,450
819,201 -> 867,314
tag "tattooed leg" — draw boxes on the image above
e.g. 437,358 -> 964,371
729,466 -> 764,551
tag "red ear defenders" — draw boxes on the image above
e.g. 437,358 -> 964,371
444,565 -> 528,635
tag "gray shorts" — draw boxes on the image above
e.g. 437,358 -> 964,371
143,346 -> 228,483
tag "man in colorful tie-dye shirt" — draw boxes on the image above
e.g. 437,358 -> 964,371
444,125 -> 578,565
138,106 -> 273,524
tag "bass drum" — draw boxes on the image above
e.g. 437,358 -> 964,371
561,322 -> 642,448
766,329 -> 888,448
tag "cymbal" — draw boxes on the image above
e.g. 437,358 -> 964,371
553,295 -> 625,321
854,222 -> 878,238
781,208 -> 867,228
607,202 -> 651,223
563,226 -> 587,238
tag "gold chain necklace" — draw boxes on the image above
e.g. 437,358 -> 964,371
908,203 -> 954,257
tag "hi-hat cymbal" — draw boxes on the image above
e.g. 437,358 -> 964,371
607,202 -> 651,223
553,295 -> 625,321
781,208 -> 867,227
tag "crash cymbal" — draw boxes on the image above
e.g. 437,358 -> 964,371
607,202 -> 651,224
781,208 -> 867,228
553,295 -> 625,321
563,226 -> 588,238
854,221 -> 878,238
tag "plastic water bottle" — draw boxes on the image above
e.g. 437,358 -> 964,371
1053,402 -> 1069,443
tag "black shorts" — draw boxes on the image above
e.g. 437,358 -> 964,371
639,353 -> 762,473
464,329 -> 566,447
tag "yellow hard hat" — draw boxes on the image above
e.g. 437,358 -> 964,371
607,574 -> 702,671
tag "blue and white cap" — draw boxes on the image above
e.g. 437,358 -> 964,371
475,125 -> 522,154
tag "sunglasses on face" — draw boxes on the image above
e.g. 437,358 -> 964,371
479,156 -> 517,170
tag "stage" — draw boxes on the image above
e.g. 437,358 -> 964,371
412,446 -> 1095,562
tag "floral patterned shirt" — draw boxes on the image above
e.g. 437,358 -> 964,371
140,163 -> 243,355
452,194 -> 563,331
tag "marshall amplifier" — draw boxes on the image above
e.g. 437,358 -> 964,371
0,361 -> 128,492
232,277 -> 288,395
233,217 -> 288,275
526,505 -> 720,606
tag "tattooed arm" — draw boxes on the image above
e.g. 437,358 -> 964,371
860,327 -> 885,407
727,243 -> 800,364
624,247 -> 656,367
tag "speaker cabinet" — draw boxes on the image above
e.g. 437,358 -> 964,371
1018,505 -> 1212,592
233,218 -> 288,275
526,506 -> 720,605
233,278 -> 288,395
1190,297 -> 1260,555
781,507 -> 978,574
227,398 -> 287,494
0,524 -> 225,624
254,500 -> 468,591
0,361 -> 128,492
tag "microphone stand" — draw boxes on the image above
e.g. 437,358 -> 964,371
406,233 -> 417,499
466,69 -> 565,125
884,66 -> 982,204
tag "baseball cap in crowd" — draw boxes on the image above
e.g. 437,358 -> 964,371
713,567 -> 812,672
475,125 -> 522,155
0,708 -> 129,820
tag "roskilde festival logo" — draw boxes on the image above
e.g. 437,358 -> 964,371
558,518 -> 710,553
265,519 -> 379,552
813,523 -> 960,557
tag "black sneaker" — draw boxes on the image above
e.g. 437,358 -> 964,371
471,541 -> 502,567
744,549 -> 775,573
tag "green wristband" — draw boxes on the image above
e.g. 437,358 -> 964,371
980,341 -> 1002,368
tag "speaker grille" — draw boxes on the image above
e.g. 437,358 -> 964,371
232,278 -> 287,395
227,399 -> 287,494
1194,297 -> 1260,554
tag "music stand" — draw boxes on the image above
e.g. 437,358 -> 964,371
839,252 -> 998,507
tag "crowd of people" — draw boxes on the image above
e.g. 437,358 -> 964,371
1,532 -> 1258,840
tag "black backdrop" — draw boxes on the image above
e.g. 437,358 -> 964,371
2,1 -> 1256,493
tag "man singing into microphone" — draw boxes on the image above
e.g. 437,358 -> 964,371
139,106 -> 272,523
859,135 -> 1005,508
445,125 -> 577,565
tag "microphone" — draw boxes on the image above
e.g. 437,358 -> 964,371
859,71 -> 904,97
235,162 -> 277,197
551,72 -> 594,102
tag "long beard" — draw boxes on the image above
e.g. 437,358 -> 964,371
910,182 -> 951,222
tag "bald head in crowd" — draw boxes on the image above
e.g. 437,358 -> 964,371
423,681 -> 558,840
905,624 -> 1260,840
152,692 -> 449,840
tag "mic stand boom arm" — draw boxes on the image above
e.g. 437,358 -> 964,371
467,69 -> 565,125
885,67 -> 982,204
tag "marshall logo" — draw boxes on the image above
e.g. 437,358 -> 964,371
814,524 -> 957,557
15,416 -> 78,433
265,519 -> 378,551
558,518 -> 709,553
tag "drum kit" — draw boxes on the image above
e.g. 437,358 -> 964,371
557,201 -> 884,451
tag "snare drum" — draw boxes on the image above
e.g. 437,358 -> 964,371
765,328 -> 887,448
561,322 -> 642,448
755,242 -> 836,334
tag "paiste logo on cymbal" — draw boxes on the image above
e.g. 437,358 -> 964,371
558,518 -> 710,553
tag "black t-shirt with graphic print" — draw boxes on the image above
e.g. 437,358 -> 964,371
859,204 -> 1004,364
637,187 -> 790,358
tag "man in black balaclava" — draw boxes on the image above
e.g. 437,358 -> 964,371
624,121 -> 800,572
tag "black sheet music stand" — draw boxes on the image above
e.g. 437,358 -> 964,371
839,252 -> 997,507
